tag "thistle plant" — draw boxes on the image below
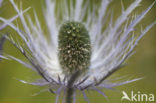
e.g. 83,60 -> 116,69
0,0 -> 155,103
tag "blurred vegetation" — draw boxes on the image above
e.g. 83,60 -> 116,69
0,0 -> 156,103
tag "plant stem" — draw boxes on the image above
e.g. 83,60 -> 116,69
66,88 -> 74,103
65,70 -> 80,103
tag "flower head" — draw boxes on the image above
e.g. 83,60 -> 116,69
0,0 -> 155,103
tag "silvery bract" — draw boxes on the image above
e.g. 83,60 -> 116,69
0,0 -> 155,103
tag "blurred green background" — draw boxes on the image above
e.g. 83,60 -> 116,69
0,0 -> 156,103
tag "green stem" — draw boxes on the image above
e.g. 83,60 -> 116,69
66,88 -> 74,103
65,71 -> 80,103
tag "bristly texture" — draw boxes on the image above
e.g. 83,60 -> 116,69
59,21 -> 91,74
0,0 -> 155,103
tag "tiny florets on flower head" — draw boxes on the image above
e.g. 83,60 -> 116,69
58,21 -> 91,74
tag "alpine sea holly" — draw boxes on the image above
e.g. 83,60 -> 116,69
0,0 -> 155,103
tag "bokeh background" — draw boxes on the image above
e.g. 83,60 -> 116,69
0,0 -> 156,103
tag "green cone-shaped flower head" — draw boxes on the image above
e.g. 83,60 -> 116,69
58,21 -> 91,73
